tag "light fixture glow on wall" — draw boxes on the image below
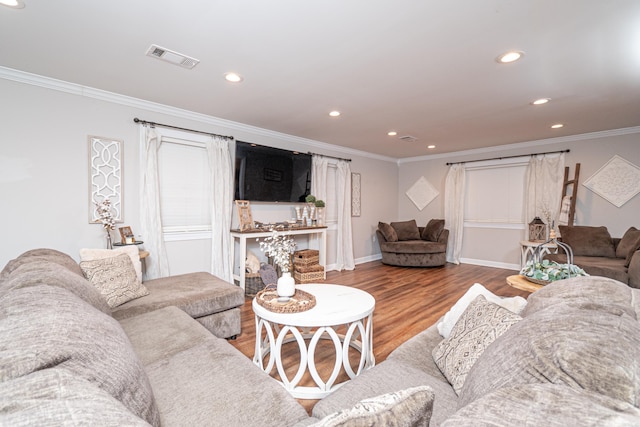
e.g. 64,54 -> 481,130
496,51 -> 524,63
0,0 -> 25,8
224,72 -> 243,83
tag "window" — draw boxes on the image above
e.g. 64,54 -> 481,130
157,134 -> 211,237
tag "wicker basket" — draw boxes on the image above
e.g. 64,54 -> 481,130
293,264 -> 325,284
293,249 -> 320,267
244,272 -> 265,297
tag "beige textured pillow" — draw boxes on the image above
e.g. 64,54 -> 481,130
79,246 -> 142,283
310,386 -> 434,427
79,254 -> 149,308
433,295 -> 522,395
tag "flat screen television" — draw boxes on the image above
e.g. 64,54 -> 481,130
234,141 -> 312,203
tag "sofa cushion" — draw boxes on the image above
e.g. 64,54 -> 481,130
310,386 -> 434,427
0,248 -> 84,280
617,226 -> 640,258
0,368 -> 151,426
80,245 -> 143,283
391,220 -> 421,241
522,276 -> 637,320
558,225 -> 616,257
111,272 -> 244,321
459,305 -> 640,409
421,219 -> 445,242
1,260 -> 111,315
437,283 -> 527,338
380,240 -> 446,254
433,295 -> 522,395
442,383 -> 640,427
378,222 -> 398,242
0,284 -> 160,425
545,253 -> 628,284
80,253 -> 149,308
144,338 -> 309,427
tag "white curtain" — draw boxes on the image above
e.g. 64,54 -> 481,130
444,164 -> 466,264
311,156 -> 329,205
205,136 -> 233,282
524,153 -> 565,230
335,160 -> 355,270
139,126 -> 170,280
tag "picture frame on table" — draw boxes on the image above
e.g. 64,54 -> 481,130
236,200 -> 254,231
118,226 -> 134,244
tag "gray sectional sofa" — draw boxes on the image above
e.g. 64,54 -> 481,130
2,247 -> 640,426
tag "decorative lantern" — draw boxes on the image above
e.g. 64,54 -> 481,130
528,217 -> 547,242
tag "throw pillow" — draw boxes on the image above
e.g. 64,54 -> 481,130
80,246 -> 143,283
390,220 -> 421,241
80,253 -> 149,308
437,283 -> 527,338
310,386 -> 434,427
558,225 -> 616,258
616,227 -> 640,266
378,222 -> 398,242
433,295 -> 522,395
421,219 -> 445,242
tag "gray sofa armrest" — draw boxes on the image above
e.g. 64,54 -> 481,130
376,229 -> 387,244
438,229 -> 450,245
628,250 -> 640,289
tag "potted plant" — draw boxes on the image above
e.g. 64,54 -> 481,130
520,259 -> 588,285
257,230 -> 297,298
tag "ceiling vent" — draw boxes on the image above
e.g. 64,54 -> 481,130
145,44 -> 200,69
399,135 -> 418,142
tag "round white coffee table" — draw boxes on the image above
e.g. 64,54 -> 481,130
252,284 -> 375,399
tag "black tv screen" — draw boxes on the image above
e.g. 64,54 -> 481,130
234,141 -> 312,203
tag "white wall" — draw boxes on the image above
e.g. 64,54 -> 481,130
0,75 -> 399,273
398,131 -> 640,269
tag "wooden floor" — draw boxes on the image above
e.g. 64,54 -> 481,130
228,260 -> 528,414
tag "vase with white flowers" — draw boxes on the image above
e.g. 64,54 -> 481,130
258,230 -> 297,298
96,199 -> 116,249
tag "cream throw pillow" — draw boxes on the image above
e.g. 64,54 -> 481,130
80,246 -> 143,284
437,283 -> 527,338
79,253 -> 149,308
310,386 -> 434,427
433,295 -> 522,395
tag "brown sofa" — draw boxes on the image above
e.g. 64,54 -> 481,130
377,219 -> 449,267
544,225 -> 640,288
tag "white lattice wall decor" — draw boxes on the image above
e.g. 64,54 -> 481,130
583,155 -> 640,208
89,136 -> 123,223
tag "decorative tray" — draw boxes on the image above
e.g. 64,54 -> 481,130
255,287 -> 316,314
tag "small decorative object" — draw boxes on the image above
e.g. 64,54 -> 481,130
351,172 -> 361,216
528,217 -> 547,242
236,200 -> 254,231
520,259 -> 588,285
583,155 -> 640,208
257,230 -> 297,299
95,199 -> 116,249
314,199 -> 325,226
405,175 -> 439,211
118,226 -> 134,244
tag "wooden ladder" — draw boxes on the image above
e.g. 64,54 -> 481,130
561,163 -> 580,226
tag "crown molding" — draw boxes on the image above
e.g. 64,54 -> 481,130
398,126 -> 640,165
0,66 -> 396,163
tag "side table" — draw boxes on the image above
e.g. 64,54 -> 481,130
520,240 -> 557,268
506,274 -> 543,293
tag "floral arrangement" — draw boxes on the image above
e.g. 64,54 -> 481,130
305,194 -> 325,207
520,259 -> 588,283
96,199 -> 116,230
257,230 -> 297,273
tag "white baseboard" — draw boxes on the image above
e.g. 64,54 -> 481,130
459,257 -> 520,271
324,254 -> 382,272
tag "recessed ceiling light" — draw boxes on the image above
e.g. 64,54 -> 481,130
224,72 -> 243,83
551,123 -> 564,129
427,145 -> 436,149
329,111 -> 341,117
387,131 -> 397,136
532,98 -> 551,105
0,0 -> 25,8
496,51 -> 524,63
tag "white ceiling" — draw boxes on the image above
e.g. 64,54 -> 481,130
2,1 -> 640,159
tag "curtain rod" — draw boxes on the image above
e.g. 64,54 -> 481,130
308,152 -> 352,162
133,118 -> 234,140
445,149 -> 570,166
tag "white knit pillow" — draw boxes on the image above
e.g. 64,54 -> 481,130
79,246 -> 143,284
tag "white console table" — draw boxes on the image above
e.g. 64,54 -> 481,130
231,227 -> 327,290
